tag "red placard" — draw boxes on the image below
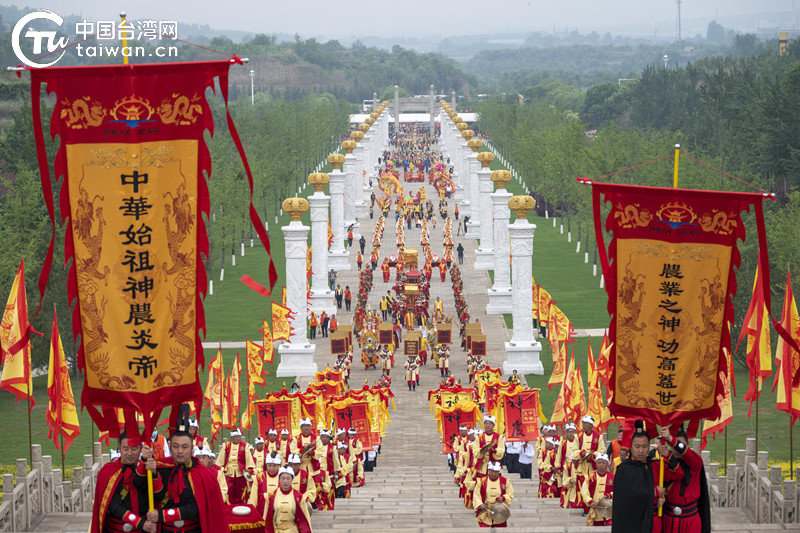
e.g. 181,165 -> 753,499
255,400 -> 293,435
437,326 -> 452,345
333,401 -> 373,450
379,326 -> 393,345
331,334 -> 348,354
440,406 -> 478,453
502,389 -> 542,442
471,335 -> 486,356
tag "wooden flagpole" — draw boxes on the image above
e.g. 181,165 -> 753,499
27,382 -> 33,466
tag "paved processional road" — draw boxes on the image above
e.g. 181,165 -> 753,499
31,138 -> 771,533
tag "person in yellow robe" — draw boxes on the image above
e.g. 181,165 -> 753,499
250,452 -> 284,515
472,461 -> 514,527
264,467 -> 313,532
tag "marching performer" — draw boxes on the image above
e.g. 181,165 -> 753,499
472,461 -> 514,528
580,454 -> 614,526
264,467 -> 313,532
215,428 -> 255,505
472,416 -> 505,476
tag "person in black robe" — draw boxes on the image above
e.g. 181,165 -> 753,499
612,420 -> 656,532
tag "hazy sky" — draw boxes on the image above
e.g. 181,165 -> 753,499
12,0 -> 793,37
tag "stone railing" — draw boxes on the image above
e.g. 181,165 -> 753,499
0,443 -> 106,532
693,437 -> 797,525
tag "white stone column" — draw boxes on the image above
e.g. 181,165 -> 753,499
342,140 -> 361,243
465,149 -> 486,239
353,140 -> 368,219
473,164 -> 495,268
487,171 -> 513,314
308,173 -> 335,315
504,196 -> 543,375
277,198 -> 317,377
327,156 -> 350,271
459,140 -> 472,217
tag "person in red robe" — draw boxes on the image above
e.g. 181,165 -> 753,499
90,432 -> 164,533
148,405 -> 228,532
660,427 -> 711,533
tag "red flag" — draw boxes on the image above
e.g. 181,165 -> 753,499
587,342 -> 604,425
773,271 -> 800,425
701,348 -> 734,448
596,330 -> 611,386
738,260 -> 772,416
241,370 -> 259,430
0,259 -> 37,406
45,311 -> 80,451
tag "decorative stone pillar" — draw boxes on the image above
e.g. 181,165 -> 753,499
327,153 -> 350,271
308,173 -> 335,315
504,195 -> 543,375
429,84 -> 435,134
487,170 -> 513,314
455,120 -> 471,213
342,137 -> 361,243
277,197 -> 317,377
470,151 -> 495,270
465,130 -> 482,235
393,85 -> 400,136
355,123 -> 370,218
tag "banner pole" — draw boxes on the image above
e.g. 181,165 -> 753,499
724,426 -> 728,477
60,432 -> 65,474
790,385 -> 794,480
27,381 -> 33,466
120,12 -> 129,66
755,393 -> 759,455
672,144 -> 680,188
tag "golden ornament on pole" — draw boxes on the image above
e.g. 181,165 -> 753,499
342,140 -> 357,154
327,153 -> 345,170
308,173 -> 330,192
282,197 -> 309,221
468,138 -> 483,153
508,195 -> 536,220
477,151 -> 495,168
491,170 -> 512,189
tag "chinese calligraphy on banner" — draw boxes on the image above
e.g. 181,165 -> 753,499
29,59 -> 276,438
255,399 -> 293,435
498,389 -> 542,442
589,182 -> 771,427
332,400 -> 374,450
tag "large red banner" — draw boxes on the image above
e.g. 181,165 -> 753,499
255,399 -> 293,435
500,389 -> 542,442
332,401 -> 373,450
438,403 -> 479,453
29,59 -> 275,438
590,182 -> 775,427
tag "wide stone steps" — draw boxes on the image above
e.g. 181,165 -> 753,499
314,464 -> 593,532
